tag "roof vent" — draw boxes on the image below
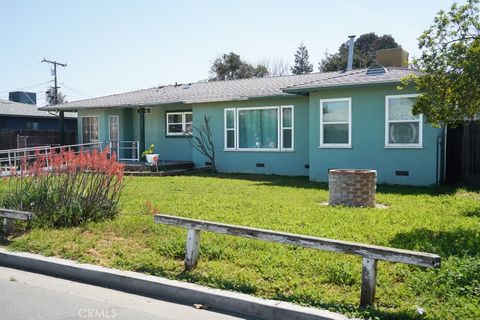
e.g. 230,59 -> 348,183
366,65 -> 387,76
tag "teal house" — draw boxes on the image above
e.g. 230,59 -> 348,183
42,55 -> 445,186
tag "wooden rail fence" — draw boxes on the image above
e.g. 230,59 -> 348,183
154,214 -> 441,308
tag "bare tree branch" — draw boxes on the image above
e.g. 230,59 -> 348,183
190,116 -> 216,172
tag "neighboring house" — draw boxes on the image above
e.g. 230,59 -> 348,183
0,97 -> 77,149
0,99 -> 77,131
40,51 -> 445,186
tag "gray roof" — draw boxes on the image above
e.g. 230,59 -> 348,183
284,67 -> 422,92
40,67 -> 420,111
0,99 -> 76,118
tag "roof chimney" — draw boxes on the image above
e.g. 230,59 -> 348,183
346,35 -> 355,71
375,48 -> 409,68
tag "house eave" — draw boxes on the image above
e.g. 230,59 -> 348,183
282,79 -> 402,94
41,94 -> 305,111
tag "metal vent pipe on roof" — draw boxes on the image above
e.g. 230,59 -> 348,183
347,35 -> 355,71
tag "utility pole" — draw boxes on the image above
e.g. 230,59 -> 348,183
42,58 -> 67,105
42,58 -> 67,144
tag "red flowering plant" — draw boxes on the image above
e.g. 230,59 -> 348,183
1,148 -> 125,228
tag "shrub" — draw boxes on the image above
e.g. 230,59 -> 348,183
1,148 -> 125,228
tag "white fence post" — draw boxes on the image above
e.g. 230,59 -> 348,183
360,257 -> 378,308
185,228 -> 201,271
136,141 -> 140,161
45,146 -> 49,167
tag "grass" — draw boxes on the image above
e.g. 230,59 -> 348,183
2,173 -> 480,319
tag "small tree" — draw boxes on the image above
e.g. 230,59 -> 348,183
191,116 -> 216,173
258,57 -> 290,76
46,88 -> 67,105
402,0 -> 480,126
209,52 -> 269,81
291,42 -> 313,75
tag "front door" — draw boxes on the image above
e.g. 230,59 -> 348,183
108,115 -> 120,156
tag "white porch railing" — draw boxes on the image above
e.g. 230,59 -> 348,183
109,141 -> 140,161
0,142 -> 103,175
0,140 -> 141,176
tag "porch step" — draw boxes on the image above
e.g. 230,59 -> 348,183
122,160 -> 194,172
124,169 -> 191,176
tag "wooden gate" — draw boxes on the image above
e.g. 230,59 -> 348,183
445,121 -> 480,183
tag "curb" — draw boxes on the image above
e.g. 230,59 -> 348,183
0,248 -> 348,320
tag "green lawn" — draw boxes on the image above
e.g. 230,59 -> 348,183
4,174 -> 480,319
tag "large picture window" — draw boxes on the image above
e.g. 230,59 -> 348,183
82,116 -> 99,143
320,98 -> 351,148
385,94 -> 422,148
166,111 -> 192,136
224,106 -> 294,151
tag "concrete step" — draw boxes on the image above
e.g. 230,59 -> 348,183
122,161 -> 194,172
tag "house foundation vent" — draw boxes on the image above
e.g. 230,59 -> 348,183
328,169 -> 377,207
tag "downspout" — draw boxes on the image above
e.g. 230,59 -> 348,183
436,136 -> 440,186
443,126 -> 448,183
139,108 -> 146,160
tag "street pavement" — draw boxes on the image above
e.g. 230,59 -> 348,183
0,266 -> 251,320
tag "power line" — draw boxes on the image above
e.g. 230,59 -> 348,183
0,80 -> 52,94
0,61 -> 43,75
61,83 -> 90,98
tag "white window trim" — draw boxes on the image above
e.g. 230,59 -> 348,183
224,108 -> 236,150
319,98 -> 352,148
81,116 -> 99,143
108,115 -> 120,142
224,105 -> 294,152
281,105 -> 294,151
166,111 -> 192,136
385,94 -> 423,148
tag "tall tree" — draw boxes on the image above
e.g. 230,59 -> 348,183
319,33 -> 400,72
402,0 -> 480,126
291,42 -> 313,75
209,52 -> 269,81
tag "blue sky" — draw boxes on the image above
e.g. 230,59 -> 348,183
0,0 -> 456,105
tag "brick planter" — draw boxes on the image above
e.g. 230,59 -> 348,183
328,169 -> 377,207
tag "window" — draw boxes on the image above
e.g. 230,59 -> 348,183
224,106 -> 294,151
166,111 -> 192,136
82,116 -> 99,143
385,94 -> 422,148
225,109 -> 236,149
109,115 -> 119,142
281,106 -> 294,150
26,121 -> 39,130
320,98 -> 351,148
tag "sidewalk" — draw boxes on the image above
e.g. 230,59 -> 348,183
0,266 -> 250,320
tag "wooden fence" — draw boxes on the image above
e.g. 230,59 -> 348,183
0,129 -> 77,150
0,209 -> 33,238
154,214 -> 441,308
446,120 -> 480,183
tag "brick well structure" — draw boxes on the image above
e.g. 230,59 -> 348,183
328,169 -> 377,207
